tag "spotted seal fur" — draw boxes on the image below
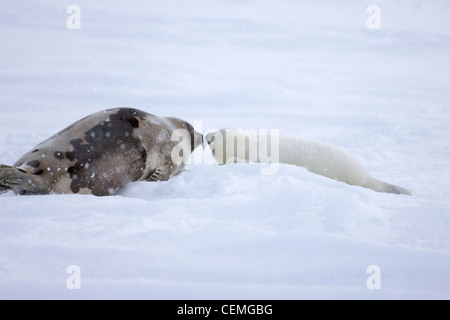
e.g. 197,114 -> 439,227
0,108 -> 203,196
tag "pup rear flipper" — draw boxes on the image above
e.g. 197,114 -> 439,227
366,177 -> 413,196
0,165 -> 45,195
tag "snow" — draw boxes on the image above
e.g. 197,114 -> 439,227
1,0 -> 450,299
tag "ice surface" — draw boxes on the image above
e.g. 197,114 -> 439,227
0,0 -> 449,299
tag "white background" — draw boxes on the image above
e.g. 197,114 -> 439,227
0,0 -> 449,299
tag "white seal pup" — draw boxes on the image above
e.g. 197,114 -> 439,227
0,108 -> 203,196
206,128 -> 412,195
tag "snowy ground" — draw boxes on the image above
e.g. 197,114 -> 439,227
1,0 -> 450,299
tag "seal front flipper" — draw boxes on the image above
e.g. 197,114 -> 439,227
0,165 -> 48,195
146,164 -> 175,182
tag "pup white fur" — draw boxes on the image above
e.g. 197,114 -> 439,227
206,128 -> 412,195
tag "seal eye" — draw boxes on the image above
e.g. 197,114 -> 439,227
207,136 -> 215,145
